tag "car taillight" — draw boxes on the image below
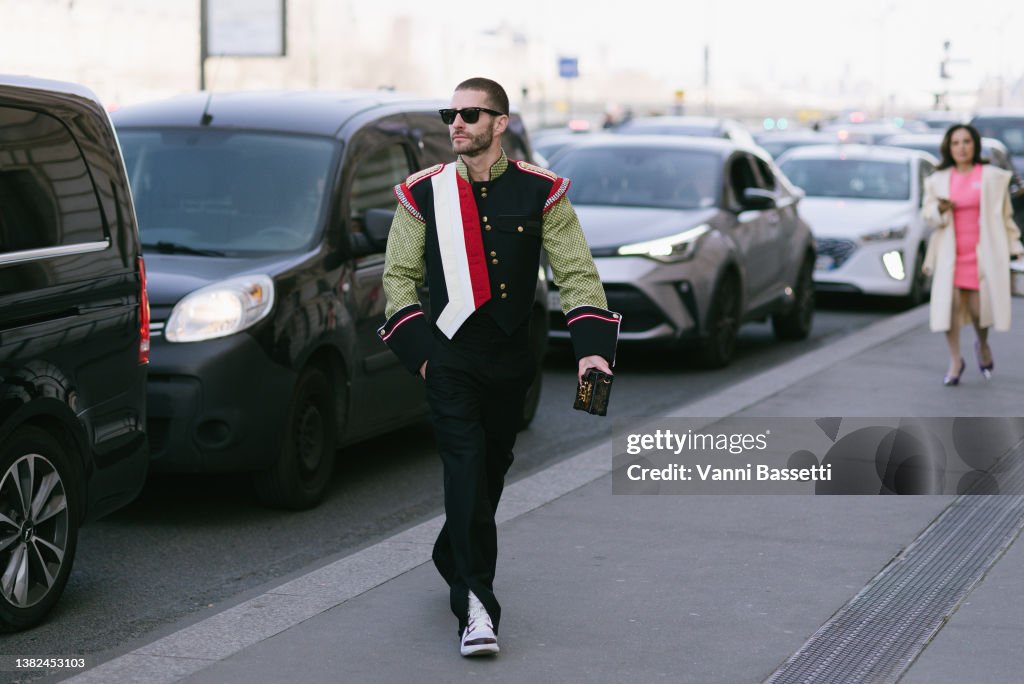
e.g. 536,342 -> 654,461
138,256 -> 151,364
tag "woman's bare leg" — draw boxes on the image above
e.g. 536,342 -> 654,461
944,289 -> 964,378
963,290 -> 992,366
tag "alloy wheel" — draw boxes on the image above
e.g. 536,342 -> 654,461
702,276 -> 740,367
714,280 -> 739,355
0,453 -> 70,609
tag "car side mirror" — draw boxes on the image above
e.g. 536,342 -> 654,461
740,187 -> 777,210
364,208 -> 395,244
349,208 -> 395,257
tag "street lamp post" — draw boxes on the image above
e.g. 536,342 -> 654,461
199,0 -> 208,90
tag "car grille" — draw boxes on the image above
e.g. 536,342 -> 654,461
815,238 -> 858,270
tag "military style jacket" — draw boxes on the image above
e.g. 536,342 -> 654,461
378,151 -> 620,374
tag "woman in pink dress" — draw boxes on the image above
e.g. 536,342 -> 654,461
922,124 -> 1024,385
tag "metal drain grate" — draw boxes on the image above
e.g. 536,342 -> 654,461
765,439 -> 1024,684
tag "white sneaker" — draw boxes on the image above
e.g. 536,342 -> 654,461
460,591 -> 499,656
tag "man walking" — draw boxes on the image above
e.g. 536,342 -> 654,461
378,77 -> 620,656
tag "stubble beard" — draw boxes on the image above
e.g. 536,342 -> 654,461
452,127 -> 493,158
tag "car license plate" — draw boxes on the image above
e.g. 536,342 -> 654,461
548,290 -> 561,311
815,255 -> 835,271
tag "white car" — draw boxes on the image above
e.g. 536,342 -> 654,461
778,145 -> 938,305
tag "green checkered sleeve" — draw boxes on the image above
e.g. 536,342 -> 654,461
542,195 -> 608,311
382,204 -> 426,319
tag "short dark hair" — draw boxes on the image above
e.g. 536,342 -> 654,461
937,123 -> 987,170
455,77 -> 509,115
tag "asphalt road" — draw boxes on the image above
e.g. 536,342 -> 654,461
2,300 -> 891,683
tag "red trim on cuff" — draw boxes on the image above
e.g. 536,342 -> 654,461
567,312 -> 620,326
381,310 -> 424,341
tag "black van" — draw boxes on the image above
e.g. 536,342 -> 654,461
112,91 -> 548,510
0,75 -> 149,631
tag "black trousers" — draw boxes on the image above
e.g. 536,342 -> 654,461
425,321 -> 535,635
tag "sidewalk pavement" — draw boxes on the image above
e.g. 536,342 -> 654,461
64,300 -> 1024,684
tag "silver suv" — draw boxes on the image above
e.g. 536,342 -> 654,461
547,135 -> 815,367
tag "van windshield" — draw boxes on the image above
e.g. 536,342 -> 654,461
118,129 -> 337,255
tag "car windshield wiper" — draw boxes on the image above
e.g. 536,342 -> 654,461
142,241 -> 226,257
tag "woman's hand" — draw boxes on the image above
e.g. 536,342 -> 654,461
938,198 -> 955,213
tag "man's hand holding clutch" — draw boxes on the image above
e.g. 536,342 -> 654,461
577,355 -> 611,383
574,355 -> 614,416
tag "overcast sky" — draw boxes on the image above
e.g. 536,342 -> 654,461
2,0 -> 1020,112
355,0 -> 1022,103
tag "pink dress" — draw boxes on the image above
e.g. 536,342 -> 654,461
949,164 -> 983,291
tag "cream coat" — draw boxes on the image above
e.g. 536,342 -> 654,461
922,164 -> 1024,332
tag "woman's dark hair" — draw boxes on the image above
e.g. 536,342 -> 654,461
937,123 -> 987,170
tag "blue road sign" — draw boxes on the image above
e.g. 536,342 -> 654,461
558,57 -> 579,79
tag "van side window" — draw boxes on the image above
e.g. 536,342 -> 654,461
407,113 -> 454,167
350,144 -> 411,227
0,106 -> 106,255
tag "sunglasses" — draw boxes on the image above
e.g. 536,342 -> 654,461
438,107 -> 506,125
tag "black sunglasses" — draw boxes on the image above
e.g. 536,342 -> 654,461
438,107 -> 506,125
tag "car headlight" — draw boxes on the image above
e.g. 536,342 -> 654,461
861,226 -> 907,242
617,224 -> 710,263
882,250 -> 905,280
165,274 -> 275,342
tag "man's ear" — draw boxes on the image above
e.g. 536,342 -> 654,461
493,114 -> 509,137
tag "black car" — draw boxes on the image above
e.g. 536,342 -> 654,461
0,75 -> 149,631
112,91 -> 548,510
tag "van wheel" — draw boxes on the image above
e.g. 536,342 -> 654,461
0,427 -> 80,632
700,273 -> 741,368
773,256 -> 815,340
253,367 -> 336,510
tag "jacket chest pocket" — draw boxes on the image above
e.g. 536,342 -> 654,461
485,215 -> 543,271
493,215 -> 542,238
